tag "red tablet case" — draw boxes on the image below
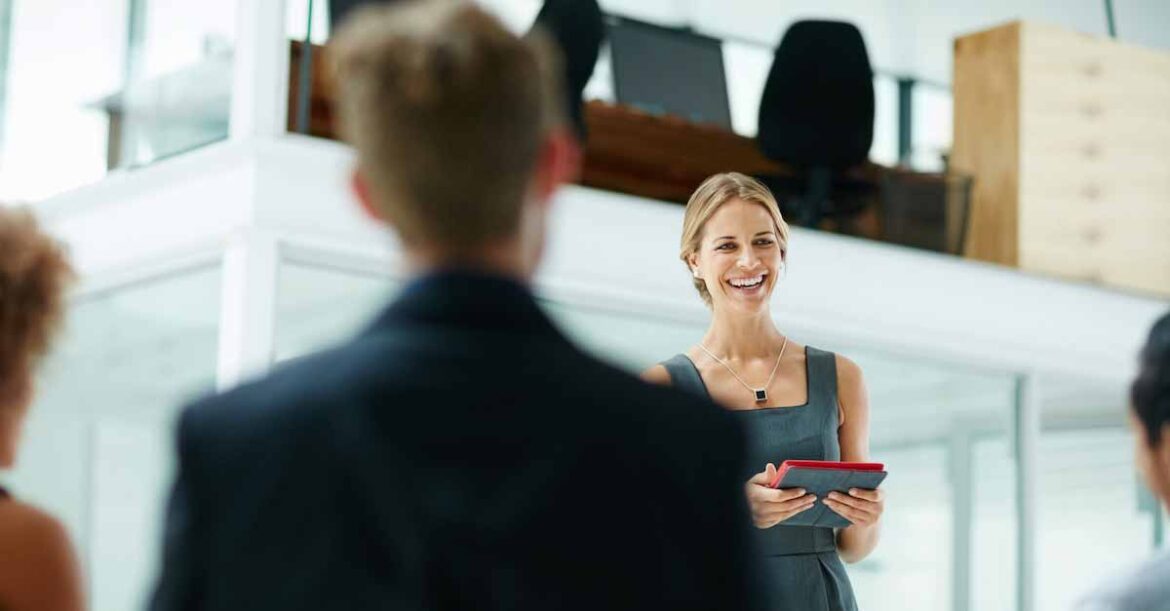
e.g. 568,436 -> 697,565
768,460 -> 886,489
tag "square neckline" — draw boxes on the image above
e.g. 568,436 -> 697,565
681,346 -> 812,412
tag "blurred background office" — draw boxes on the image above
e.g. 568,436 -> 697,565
0,1 -> 1167,610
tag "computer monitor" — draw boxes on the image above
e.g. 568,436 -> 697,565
607,17 -> 732,130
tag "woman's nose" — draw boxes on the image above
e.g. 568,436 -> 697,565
738,250 -> 758,268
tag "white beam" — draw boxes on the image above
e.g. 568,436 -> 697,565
230,0 -> 289,140
216,231 -> 279,390
1015,375 -> 1040,611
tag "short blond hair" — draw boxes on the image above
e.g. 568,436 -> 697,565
680,172 -> 789,306
0,206 -> 73,407
330,0 -> 566,251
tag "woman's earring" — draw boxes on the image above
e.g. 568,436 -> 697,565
692,268 -> 701,279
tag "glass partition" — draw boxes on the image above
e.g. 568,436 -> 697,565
4,264 -> 221,611
0,0 -> 236,201
273,261 -> 399,362
542,298 -> 1021,611
1037,374 -> 1159,611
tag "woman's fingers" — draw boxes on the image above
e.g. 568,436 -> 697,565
756,495 -> 816,521
747,463 -> 779,487
845,487 -> 884,503
772,487 -> 808,502
824,492 -> 879,525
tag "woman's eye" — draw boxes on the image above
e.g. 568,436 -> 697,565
716,243 -> 734,251
755,239 -> 774,247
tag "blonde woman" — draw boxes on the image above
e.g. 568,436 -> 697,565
0,206 -> 82,611
644,172 -> 884,611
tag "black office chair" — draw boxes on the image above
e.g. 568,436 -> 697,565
531,0 -> 605,141
757,20 -> 876,229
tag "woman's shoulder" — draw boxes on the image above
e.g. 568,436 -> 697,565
640,350 -> 699,386
0,500 -> 83,609
0,499 -> 76,559
640,363 -> 672,386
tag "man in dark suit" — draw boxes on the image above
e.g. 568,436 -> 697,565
150,1 -> 763,609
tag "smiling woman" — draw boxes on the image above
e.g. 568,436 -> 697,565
643,172 -> 883,611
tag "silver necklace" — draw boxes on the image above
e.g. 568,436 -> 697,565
697,336 -> 788,403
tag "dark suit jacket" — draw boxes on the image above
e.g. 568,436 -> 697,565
150,271 -> 764,610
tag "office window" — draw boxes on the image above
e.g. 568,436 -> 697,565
116,0 -> 236,168
722,39 -> 772,138
0,0 -> 237,200
0,0 -> 125,200
286,0 -> 331,44
910,85 -> 953,172
6,265 -> 221,611
870,74 -> 899,167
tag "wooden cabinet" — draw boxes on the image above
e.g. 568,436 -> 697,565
953,21 -> 1170,296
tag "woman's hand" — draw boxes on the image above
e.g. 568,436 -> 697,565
824,488 -> 884,527
744,463 -> 817,529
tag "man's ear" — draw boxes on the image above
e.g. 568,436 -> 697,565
532,127 -> 581,206
350,167 -> 386,224
1156,423 -> 1170,479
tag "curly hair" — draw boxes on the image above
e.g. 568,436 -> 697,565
0,206 -> 73,407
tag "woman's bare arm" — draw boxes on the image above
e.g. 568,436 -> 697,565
828,355 -> 885,564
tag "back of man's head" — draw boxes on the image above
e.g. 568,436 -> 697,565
1134,312 -> 1170,447
331,0 -> 566,251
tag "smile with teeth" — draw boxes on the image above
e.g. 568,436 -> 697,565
728,274 -> 766,289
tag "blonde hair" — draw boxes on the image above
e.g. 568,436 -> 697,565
0,206 -> 73,407
679,172 -> 789,306
330,0 -> 566,251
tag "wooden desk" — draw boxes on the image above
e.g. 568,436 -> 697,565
287,42 -> 905,241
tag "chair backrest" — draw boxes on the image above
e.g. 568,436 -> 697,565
533,0 -> 605,140
757,20 -> 874,169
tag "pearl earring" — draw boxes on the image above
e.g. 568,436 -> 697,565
692,268 -> 701,279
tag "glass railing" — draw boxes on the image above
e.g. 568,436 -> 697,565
0,0 -> 236,201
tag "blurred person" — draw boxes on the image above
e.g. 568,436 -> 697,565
644,172 -> 884,611
0,206 -> 81,611
1076,311 -> 1170,611
149,2 -> 764,610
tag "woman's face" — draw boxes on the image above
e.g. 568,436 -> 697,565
689,198 -> 784,315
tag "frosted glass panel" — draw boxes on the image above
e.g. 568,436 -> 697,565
1038,427 -> 1157,611
850,445 -> 952,611
274,262 -> 399,362
543,298 -> 1020,611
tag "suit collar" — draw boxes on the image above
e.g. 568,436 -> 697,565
369,269 -> 562,338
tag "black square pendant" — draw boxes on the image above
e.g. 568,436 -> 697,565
754,389 -> 768,402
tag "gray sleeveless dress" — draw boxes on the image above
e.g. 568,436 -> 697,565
662,347 -> 858,611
